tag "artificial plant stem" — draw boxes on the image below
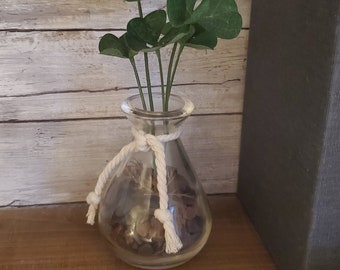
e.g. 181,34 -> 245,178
144,52 -> 154,111
129,57 -> 147,110
156,49 -> 165,111
135,0 -> 154,111
137,0 -> 143,18
168,43 -> 185,102
165,43 -> 178,111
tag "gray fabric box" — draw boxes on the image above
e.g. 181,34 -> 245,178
238,1 -> 340,269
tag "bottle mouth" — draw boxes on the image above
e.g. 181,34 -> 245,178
121,93 -> 194,121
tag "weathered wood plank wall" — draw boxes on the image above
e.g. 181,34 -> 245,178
0,0 -> 251,206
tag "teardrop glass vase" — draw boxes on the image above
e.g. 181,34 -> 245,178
98,93 -> 212,269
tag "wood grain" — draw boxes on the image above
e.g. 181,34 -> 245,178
0,195 -> 277,270
0,115 -> 241,206
0,80 -> 244,122
0,0 -> 251,30
0,30 -> 248,97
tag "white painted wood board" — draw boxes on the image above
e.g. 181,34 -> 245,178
0,30 -> 248,97
0,0 -> 251,30
0,0 -> 251,204
0,115 -> 241,206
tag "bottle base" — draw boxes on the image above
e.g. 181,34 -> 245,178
108,237 -> 209,270
126,259 -> 190,270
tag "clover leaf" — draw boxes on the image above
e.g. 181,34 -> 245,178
144,10 -> 167,39
167,0 -> 187,27
185,24 -> 217,49
99,33 -> 129,58
185,0 -> 242,39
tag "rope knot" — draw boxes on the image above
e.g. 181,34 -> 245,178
133,129 -> 150,152
154,208 -> 173,224
154,208 -> 183,253
86,192 -> 101,225
86,191 -> 101,207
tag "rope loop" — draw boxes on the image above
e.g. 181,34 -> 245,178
86,126 -> 183,253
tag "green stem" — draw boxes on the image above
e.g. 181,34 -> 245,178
129,57 -> 146,110
168,43 -> 185,102
144,52 -> 154,111
165,43 -> 178,111
156,49 -> 165,111
136,0 -> 153,111
137,0 -> 143,18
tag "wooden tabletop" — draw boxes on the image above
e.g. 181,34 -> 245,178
0,195 -> 277,270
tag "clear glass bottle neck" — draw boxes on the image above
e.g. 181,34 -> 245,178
121,93 -> 194,135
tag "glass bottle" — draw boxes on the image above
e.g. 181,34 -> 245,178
98,93 -> 212,269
